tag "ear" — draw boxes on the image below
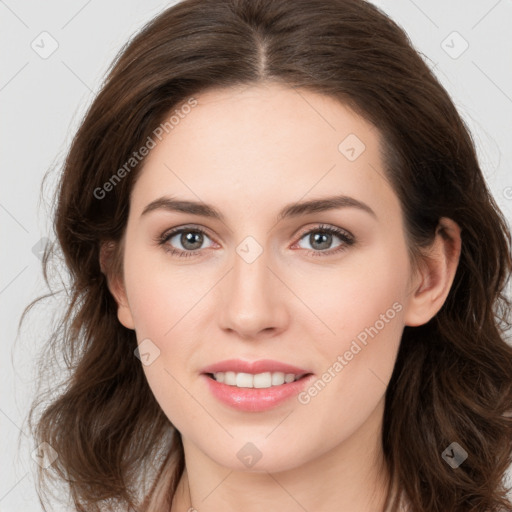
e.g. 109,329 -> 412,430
99,240 -> 135,330
404,217 -> 462,327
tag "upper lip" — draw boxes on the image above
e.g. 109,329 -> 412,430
201,359 -> 312,375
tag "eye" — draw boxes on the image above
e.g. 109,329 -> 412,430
157,225 -> 215,258
294,224 -> 355,257
157,223 -> 355,259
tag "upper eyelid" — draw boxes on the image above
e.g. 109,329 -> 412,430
297,224 -> 352,238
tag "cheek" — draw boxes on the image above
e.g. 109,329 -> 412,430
296,235 -> 409,345
297,239 -> 409,406
293,295 -> 405,450
122,238 -> 203,338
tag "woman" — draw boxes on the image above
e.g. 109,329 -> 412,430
24,0 -> 512,511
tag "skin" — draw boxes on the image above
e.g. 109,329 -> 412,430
104,82 -> 461,512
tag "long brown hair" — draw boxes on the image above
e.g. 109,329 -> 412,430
21,0 -> 512,510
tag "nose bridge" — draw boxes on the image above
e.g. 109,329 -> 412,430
231,236 -> 272,309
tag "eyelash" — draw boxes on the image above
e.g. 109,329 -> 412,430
156,223 -> 355,259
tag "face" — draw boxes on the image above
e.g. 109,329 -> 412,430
114,83 -> 418,473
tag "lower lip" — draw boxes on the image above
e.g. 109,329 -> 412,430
202,373 -> 315,412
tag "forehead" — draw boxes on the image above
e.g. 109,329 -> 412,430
129,83 -> 400,224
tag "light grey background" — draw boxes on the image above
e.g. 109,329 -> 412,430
1,1 -> 511,510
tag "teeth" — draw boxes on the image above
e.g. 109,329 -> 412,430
212,371 -> 302,388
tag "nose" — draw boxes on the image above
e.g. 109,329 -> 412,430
218,245 -> 289,340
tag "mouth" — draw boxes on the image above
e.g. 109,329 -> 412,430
204,371 -> 313,389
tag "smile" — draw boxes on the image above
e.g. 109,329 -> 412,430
208,371 -> 307,388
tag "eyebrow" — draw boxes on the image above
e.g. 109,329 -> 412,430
141,194 -> 377,222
